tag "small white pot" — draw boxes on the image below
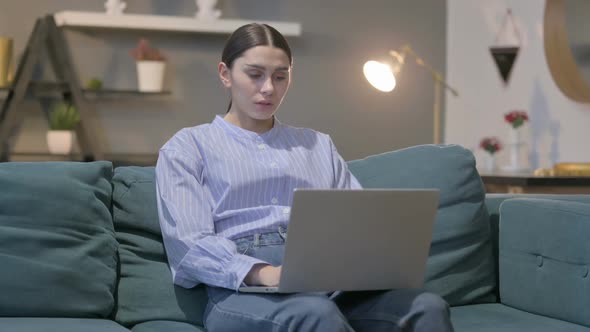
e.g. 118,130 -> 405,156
136,61 -> 166,92
483,153 -> 497,172
47,130 -> 74,155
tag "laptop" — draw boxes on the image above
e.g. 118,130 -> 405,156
238,188 -> 439,293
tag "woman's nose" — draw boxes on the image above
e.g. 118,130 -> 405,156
260,78 -> 274,95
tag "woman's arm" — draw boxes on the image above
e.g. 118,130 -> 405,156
328,136 -> 363,189
156,147 -> 268,291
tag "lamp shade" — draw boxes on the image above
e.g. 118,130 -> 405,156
363,60 -> 396,92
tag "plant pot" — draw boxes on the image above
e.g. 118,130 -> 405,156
136,60 -> 165,92
47,130 -> 74,155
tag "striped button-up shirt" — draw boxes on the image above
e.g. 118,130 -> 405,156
156,115 -> 362,290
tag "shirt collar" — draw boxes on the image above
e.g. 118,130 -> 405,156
213,115 -> 281,142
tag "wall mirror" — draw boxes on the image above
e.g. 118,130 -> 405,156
544,0 -> 590,103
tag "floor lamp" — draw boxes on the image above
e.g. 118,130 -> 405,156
363,44 -> 459,144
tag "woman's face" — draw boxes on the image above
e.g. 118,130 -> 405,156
219,45 -> 291,132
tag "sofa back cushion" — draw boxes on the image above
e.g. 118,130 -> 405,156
0,161 -> 117,317
499,198 -> 590,327
112,166 -> 206,328
348,144 -> 496,305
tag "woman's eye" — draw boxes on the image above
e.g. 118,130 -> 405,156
275,76 -> 286,81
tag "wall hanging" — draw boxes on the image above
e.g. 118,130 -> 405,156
490,9 -> 521,85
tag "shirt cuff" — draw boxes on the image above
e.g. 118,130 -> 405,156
229,253 -> 269,291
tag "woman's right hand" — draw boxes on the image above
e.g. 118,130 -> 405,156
244,264 -> 282,286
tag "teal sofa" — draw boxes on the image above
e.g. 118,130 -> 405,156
1,144 -> 589,331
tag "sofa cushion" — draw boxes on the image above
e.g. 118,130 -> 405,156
451,303 -> 590,332
0,318 -> 131,332
499,198 -> 590,327
348,144 -> 496,305
0,161 -> 117,318
112,166 -> 207,328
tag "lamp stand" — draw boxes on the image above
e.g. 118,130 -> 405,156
398,46 -> 458,145
433,76 -> 442,144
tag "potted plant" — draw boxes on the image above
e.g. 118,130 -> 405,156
47,102 -> 80,155
85,77 -> 103,90
130,38 -> 166,92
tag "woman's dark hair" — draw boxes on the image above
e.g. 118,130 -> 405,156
222,23 -> 293,112
222,23 -> 292,68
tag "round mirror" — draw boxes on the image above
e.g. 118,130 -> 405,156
544,0 -> 590,103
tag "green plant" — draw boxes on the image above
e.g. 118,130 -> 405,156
86,77 -> 103,90
130,38 -> 166,61
49,102 -> 80,130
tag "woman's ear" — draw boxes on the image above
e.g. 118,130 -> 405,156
218,62 -> 231,88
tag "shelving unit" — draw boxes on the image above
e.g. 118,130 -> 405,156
1,11 -> 302,163
0,15 -> 108,162
54,11 -> 302,36
0,15 -> 172,162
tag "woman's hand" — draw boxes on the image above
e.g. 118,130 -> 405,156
244,264 -> 282,286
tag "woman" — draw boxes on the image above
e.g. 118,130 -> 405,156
156,23 -> 454,332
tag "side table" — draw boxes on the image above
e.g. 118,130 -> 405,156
480,172 -> 590,194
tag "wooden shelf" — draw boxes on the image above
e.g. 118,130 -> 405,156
1,81 -> 171,99
82,88 -> 172,98
53,11 -> 302,36
10,152 -> 158,166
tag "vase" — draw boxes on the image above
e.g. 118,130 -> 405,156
104,0 -> 127,15
136,61 -> 166,92
483,153 -> 497,173
502,127 -> 529,172
47,130 -> 74,155
195,0 -> 222,20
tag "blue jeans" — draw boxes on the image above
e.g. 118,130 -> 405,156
204,231 -> 454,332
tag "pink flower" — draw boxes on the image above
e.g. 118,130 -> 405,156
480,137 -> 502,154
504,110 -> 529,129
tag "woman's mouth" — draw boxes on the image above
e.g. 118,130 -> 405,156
255,100 -> 274,111
256,100 -> 273,106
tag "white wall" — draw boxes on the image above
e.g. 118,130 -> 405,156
446,0 -> 590,171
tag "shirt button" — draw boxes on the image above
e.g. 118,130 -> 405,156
270,162 -> 277,168
282,207 -> 291,214
271,198 -> 278,204
258,144 -> 266,150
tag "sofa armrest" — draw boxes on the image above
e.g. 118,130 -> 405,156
485,193 -> 590,218
484,194 -> 590,301
498,198 -> 590,327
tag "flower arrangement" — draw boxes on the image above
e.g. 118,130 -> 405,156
504,110 -> 529,129
480,137 -> 502,155
129,38 -> 166,61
